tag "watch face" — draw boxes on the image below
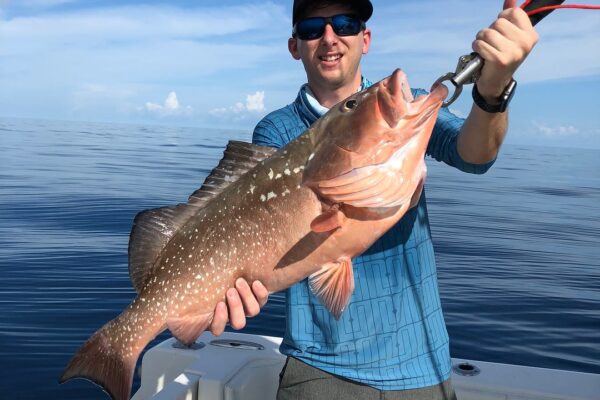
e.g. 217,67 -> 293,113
502,79 -> 518,104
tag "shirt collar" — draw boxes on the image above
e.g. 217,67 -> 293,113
297,77 -> 372,123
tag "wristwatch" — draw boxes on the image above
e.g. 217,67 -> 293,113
472,79 -> 517,113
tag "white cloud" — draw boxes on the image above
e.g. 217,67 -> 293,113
245,91 -> 266,112
143,92 -> 192,117
0,4 -> 286,43
210,91 -> 266,118
2,0 -> 76,9
0,2 -> 288,122
532,120 -> 579,137
0,0 -> 598,134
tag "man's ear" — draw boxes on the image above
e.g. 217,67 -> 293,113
362,28 -> 372,55
288,37 -> 301,60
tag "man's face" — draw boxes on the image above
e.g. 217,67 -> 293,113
289,4 -> 371,91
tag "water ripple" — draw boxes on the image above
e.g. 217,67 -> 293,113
1,118 -> 598,399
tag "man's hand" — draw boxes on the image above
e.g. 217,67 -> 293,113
209,278 -> 269,336
457,0 -> 538,164
472,0 -> 539,102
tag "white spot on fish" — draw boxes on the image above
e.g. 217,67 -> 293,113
275,173 -> 282,179
260,194 -> 266,202
308,153 -> 315,161
249,184 -> 255,194
267,192 -> 277,200
268,169 -> 274,180
284,169 -> 291,175
293,167 -> 301,174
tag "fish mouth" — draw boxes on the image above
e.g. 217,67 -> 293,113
377,69 -> 412,128
378,69 -> 448,129
424,82 -> 449,107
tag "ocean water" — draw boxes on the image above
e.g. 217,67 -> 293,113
0,117 -> 598,399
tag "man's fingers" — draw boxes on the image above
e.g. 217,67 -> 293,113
210,301 -> 228,336
490,16 -> 524,44
208,280 -> 268,336
235,278 -> 260,317
252,280 -> 269,308
226,287 -> 247,330
476,28 -> 510,54
498,6 -> 536,32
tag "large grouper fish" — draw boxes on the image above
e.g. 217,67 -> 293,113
60,69 -> 448,400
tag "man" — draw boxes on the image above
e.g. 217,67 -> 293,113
209,0 -> 538,398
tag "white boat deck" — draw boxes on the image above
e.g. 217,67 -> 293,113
132,331 -> 600,400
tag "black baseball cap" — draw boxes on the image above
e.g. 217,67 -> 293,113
292,0 -> 373,26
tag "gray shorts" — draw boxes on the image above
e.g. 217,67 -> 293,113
277,356 -> 457,400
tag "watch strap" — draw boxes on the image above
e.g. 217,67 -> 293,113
472,79 -> 517,113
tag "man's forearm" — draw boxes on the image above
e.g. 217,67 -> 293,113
453,0 -> 539,166
457,104 -> 508,164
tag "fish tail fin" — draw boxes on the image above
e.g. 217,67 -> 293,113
59,315 -> 143,400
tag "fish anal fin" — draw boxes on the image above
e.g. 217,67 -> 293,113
310,207 -> 346,233
309,257 -> 355,319
167,311 -> 214,346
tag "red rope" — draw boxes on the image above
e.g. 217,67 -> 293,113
520,1 -> 600,16
525,4 -> 600,16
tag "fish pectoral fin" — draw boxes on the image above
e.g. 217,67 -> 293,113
309,257 -> 355,320
167,311 -> 214,346
310,208 -> 346,233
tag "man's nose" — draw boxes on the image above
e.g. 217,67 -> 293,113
320,23 -> 338,44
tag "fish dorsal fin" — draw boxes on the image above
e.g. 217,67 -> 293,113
309,257 -> 355,320
128,204 -> 199,293
188,140 -> 277,207
129,140 -> 277,293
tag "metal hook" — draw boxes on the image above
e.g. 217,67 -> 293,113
434,53 -> 483,108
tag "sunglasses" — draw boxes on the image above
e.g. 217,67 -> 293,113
293,14 -> 366,41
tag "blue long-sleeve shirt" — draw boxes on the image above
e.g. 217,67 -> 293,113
252,78 -> 494,390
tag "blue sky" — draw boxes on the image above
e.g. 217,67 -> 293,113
1,0 -> 599,148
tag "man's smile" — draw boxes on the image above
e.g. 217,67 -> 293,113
318,53 -> 343,66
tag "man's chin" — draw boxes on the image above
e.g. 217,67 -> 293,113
315,70 -> 345,86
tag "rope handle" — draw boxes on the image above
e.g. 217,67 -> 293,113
521,0 -> 600,20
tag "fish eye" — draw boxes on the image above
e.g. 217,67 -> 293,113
343,99 -> 357,111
